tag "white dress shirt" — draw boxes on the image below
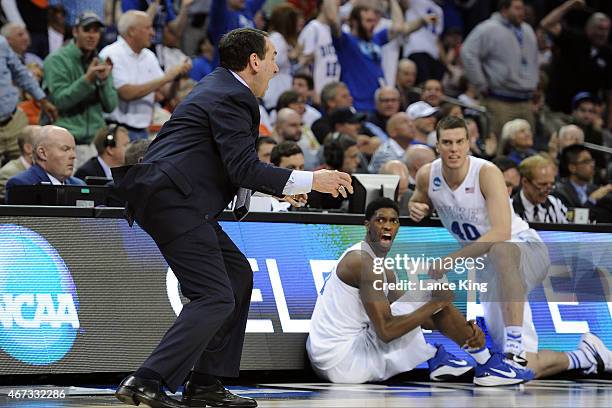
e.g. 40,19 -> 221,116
46,172 -> 63,185
519,190 -> 568,223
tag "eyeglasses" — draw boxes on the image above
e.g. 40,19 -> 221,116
379,98 -> 400,103
527,178 -> 554,192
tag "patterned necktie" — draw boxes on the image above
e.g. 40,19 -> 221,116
533,205 -> 541,222
233,187 -> 252,221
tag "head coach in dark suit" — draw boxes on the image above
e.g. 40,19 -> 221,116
113,28 -> 353,408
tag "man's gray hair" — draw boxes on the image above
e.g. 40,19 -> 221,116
125,139 -> 150,165
558,124 -> 585,144
0,22 -> 25,38
32,125 -> 69,163
320,81 -> 344,111
117,10 -> 148,37
374,86 -> 400,103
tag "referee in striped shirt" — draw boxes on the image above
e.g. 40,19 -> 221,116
512,155 -> 569,223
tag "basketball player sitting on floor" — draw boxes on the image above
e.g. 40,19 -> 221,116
307,198 -> 537,386
408,116 -> 611,380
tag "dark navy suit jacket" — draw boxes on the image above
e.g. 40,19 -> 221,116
5,163 -> 85,203
112,67 -> 292,244
75,157 -> 106,181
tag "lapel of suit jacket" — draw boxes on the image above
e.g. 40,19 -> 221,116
221,67 -> 260,139
31,164 -> 52,184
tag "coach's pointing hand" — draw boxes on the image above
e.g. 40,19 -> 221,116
312,169 -> 353,198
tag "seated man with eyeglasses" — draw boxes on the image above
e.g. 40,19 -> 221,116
512,154 -> 568,223
553,144 -> 612,223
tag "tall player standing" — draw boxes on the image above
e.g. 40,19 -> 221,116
409,116 -> 612,380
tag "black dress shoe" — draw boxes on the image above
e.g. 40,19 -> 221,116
182,380 -> 257,407
115,374 -> 184,408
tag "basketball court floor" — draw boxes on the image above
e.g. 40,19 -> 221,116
1,379 -> 611,407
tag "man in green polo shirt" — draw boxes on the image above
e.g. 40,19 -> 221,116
43,11 -> 118,170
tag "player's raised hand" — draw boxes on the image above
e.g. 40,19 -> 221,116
409,202 -> 430,222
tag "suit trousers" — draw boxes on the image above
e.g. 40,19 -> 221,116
141,220 -> 253,392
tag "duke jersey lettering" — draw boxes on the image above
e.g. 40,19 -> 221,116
428,156 -> 530,243
298,20 -> 341,95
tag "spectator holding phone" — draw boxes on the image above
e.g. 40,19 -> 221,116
43,12 -> 118,169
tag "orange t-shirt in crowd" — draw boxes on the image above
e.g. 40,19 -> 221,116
18,101 -> 41,125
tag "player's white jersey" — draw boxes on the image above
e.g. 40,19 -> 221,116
307,241 -> 382,370
307,241 -> 435,382
298,19 -> 341,96
428,156 -> 530,243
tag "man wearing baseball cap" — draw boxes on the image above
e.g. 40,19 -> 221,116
407,101 -> 438,145
43,11 -> 118,170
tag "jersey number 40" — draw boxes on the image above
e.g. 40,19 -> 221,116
451,221 -> 481,241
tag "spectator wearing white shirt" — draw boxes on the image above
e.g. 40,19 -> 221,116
401,0 -> 445,84
99,10 -> 191,140
298,0 -> 341,105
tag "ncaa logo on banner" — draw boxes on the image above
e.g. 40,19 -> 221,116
0,225 -> 80,365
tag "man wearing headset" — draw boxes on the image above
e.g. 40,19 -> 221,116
74,124 -> 130,182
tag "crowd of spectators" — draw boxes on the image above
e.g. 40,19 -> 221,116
0,0 -> 611,223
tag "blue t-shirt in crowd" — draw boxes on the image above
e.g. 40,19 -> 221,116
207,0 -> 266,67
50,0 -> 106,26
189,56 -> 214,81
332,29 -> 389,113
207,0 -> 265,46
